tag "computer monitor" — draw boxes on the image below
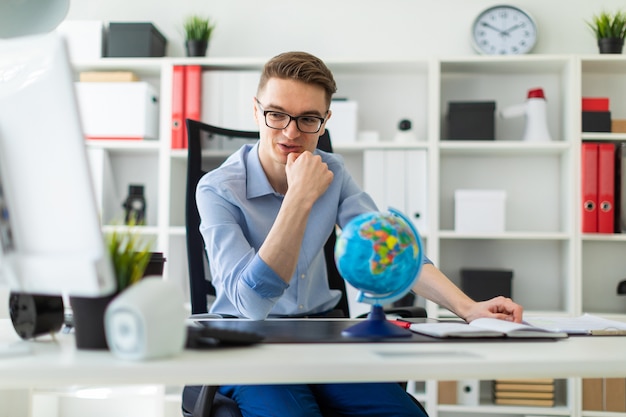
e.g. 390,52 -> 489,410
0,33 -> 116,298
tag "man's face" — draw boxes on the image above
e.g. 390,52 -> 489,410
254,77 -> 329,169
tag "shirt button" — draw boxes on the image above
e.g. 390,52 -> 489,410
298,305 -> 304,310
300,274 -> 306,279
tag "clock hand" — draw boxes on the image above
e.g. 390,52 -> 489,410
502,23 -> 523,36
480,21 -> 505,34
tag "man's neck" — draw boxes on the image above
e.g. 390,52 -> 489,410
259,157 -> 288,195
270,176 -> 288,196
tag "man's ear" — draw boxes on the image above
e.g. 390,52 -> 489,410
320,109 -> 332,136
252,97 -> 260,127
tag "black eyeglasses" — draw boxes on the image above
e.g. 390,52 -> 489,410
255,99 -> 327,134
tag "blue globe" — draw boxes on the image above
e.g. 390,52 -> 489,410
334,208 -> 423,308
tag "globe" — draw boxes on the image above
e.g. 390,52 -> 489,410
334,208 -> 423,338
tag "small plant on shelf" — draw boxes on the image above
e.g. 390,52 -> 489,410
183,15 -> 215,42
183,15 -> 215,57
586,10 -> 626,53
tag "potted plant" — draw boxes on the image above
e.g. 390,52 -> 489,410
183,15 -> 215,57
106,228 -> 153,291
70,226 -> 154,350
587,10 -> 626,54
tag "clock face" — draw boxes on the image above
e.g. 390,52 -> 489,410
472,5 -> 537,55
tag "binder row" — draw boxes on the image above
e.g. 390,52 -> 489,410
171,65 -> 202,149
581,142 -> 626,233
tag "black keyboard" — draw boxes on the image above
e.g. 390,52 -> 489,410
186,324 -> 264,348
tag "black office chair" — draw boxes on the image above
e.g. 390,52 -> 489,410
182,119 -> 427,417
184,119 -> 350,317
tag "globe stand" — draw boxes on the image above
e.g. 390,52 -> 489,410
341,305 -> 412,338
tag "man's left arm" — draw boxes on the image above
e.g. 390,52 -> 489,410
412,264 -> 524,323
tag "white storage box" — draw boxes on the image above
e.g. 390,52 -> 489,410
56,20 -> 105,61
75,82 -> 159,140
454,190 -> 506,233
326,100 -> 358,143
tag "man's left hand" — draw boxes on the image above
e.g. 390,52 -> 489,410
464,296 -> 524,323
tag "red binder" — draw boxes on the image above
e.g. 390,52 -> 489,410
598,142 -> 615,233
183,65 -> 202,149
171,65 -> 186,149
581,142 -> 598,233
619,143 -> 626,232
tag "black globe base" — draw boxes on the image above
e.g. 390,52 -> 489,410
341,305 -> 412,338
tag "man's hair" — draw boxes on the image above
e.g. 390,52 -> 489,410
258,51 -> 337,108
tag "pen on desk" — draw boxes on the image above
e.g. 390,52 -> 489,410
392,320 -> 412,329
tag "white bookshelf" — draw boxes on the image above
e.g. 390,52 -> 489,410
75,54 -> 626,417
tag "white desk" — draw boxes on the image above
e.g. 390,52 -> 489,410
1,319 -> 625,389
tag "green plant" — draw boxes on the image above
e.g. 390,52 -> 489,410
587,10 -> 626,40
183,15 -> 215,42
106,227 -> 153,292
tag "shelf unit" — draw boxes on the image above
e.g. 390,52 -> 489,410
580,57 -> 626,321
72,54 -> 626,417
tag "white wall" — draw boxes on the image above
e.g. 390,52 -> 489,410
66,0 -> 626,59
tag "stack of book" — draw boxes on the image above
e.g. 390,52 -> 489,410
493,378 -> 555,407
79,71 -> 139,82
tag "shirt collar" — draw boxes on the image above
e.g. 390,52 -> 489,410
246,143 -> 281,199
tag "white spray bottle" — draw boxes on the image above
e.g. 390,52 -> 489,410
500,88 -> 552,142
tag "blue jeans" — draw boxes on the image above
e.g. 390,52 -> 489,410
218,383 -> 428,417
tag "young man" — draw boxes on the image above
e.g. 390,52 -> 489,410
194,51 -> 523,416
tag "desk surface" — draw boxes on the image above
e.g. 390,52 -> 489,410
1,319 -> 625,389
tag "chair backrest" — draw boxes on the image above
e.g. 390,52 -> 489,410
185,119 -> 349,316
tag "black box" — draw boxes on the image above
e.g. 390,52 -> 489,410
106,23 -> 167,57
582,111 -> 611,132
446,101 -> 496,140
460,268 -> 513,301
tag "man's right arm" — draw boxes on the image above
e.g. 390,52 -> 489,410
258,151 -> 333,282
197,191 -> 288,319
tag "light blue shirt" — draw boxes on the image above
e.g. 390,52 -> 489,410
196,143 -> 430,319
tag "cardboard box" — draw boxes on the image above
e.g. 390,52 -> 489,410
75,82 -> 159,140
612,119 -> 626,133
582,378 -> 603,411
438,381 -> 458,404
106,23 -> 166,57
454,189 -> 506,233
605,378 -> 626,412
461,268 -> 513,301
55,20 -> 104,61
446,101 -> 496,140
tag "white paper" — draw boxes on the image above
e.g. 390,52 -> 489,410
525,314 -> 626,335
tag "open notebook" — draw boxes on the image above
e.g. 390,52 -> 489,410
407,318 -> 568,339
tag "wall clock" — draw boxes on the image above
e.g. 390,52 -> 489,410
471,5 -> 538,55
